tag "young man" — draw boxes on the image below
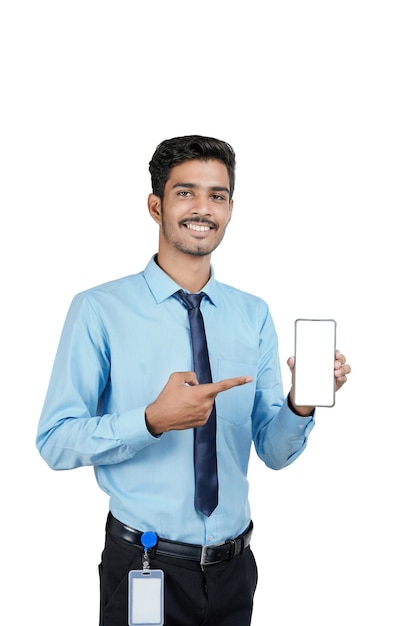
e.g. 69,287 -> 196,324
36,135 -> 350,626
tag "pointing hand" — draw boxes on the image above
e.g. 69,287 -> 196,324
145,371 -> 253,435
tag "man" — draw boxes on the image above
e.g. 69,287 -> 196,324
36,135 -> 351,625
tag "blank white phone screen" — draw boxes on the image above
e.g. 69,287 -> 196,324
294,319 -> 336,407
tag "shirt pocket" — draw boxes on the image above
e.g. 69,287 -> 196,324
214,359 -> 257,426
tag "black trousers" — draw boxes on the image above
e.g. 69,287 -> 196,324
99,526 -> 258,626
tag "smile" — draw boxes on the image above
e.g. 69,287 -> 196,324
186,223 -> 211,232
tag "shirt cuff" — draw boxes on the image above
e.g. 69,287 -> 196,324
117,407 -> 161,451
282,395 -> 315,437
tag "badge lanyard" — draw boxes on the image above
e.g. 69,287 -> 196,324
128,531 -> 164,626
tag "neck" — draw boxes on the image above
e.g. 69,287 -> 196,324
156,249 -> 212,293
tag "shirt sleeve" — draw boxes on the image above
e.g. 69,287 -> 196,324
251,306 -> 315,470
36,293 -> 159,470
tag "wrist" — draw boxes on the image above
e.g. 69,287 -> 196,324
145,404 -> 163,436
287,391 -> 314,418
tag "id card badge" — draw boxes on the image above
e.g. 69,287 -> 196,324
128,569 -> 164,626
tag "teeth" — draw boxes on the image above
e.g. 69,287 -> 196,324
186,223 -> 210,232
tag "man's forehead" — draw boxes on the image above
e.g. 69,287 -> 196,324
167,159 -> 230,190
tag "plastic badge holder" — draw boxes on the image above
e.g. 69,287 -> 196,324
128,531 -> 164,626
128,569 -> 164,626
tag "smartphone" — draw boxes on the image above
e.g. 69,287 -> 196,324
294,318 -> 336,407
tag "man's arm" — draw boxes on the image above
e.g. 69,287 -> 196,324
36,294 -> 157,470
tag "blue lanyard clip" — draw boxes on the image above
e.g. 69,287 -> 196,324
141,531 -> 158,570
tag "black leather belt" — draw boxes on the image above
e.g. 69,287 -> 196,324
107,513 -> 253,566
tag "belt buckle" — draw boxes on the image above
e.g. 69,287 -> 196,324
200,540 -> 225,567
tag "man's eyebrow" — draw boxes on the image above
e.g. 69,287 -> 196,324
210,186 -> 230,195
172,182 -> 196,189
172,182 -> 230,195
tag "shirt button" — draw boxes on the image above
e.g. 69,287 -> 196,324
208,535 -> 214,542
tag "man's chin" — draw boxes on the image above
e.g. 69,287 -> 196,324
175,245 -> 211,257
173,234 -> 224,258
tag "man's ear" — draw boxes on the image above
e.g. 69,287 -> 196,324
148,193 -> 162,224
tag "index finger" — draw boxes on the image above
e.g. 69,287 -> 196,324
208,376 -> 253,396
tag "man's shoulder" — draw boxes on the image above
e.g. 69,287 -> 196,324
79,271 -> 144,295
213,279 -> 270,313
215,279 -> 266,302
70,272 -> 146,311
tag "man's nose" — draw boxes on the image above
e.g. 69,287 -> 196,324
191,195 -> 211,215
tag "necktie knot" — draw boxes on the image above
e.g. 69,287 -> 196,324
176,290 -> 205,311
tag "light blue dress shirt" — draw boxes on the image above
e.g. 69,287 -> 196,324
37,256 -> 314,545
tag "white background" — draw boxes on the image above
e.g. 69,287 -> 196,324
1,1 -> 416,624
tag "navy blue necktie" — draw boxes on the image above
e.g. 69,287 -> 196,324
176,290 -> 218,517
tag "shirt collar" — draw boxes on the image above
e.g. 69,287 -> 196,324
143,255 -> 218,306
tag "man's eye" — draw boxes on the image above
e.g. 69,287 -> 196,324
212,194 -> 225,201
178,190 -> 192,197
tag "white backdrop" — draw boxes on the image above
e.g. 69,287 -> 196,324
1,1 -> 416,624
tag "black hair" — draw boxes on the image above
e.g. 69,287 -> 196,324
149,135 -> 236,200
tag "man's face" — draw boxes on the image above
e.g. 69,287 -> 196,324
150,159 -> 234,258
